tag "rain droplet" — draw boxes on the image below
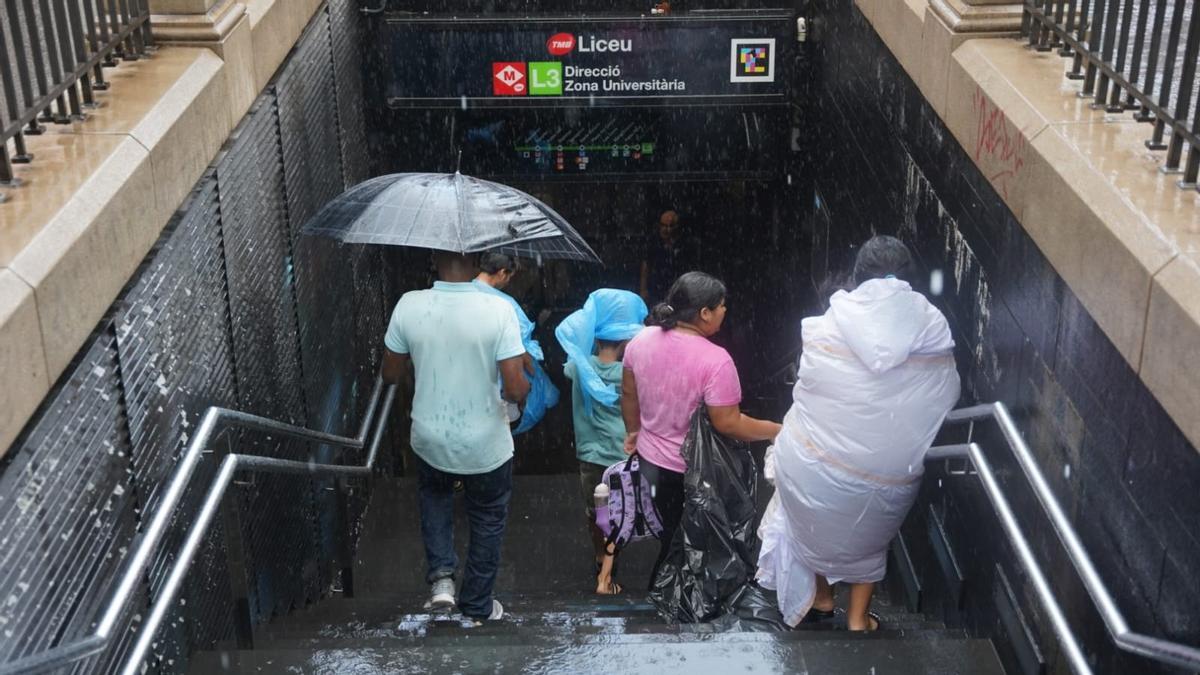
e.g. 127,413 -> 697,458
930,269 -> 944,296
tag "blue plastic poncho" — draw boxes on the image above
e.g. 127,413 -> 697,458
554,289 -> 648,415
472,279 -> 558,434
472,279 -> 543,361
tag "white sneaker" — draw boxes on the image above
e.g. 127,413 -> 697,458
487,599 -> 504,620
469,599 -> 504,625
427,578 -> 455,611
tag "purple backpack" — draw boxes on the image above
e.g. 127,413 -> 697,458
597,454 -> 664,550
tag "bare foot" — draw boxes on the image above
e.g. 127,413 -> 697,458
595,579 -> 623,595
847,612 -> 880,631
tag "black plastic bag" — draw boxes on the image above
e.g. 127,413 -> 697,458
649,408 -> 760,622
710,583 -> 793,632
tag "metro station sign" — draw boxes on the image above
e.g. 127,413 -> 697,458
385,12 -> 793,107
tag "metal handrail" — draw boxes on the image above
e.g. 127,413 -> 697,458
0,375 -> 398,675
930,401 -> 1200,673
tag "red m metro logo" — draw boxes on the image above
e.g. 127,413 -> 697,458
492,62 -> 526,95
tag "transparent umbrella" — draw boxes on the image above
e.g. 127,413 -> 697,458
301,172 -> 602,263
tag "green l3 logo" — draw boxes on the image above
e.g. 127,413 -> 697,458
528,62 -> 563,96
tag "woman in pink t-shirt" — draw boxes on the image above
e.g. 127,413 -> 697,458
621,272 -> 781,586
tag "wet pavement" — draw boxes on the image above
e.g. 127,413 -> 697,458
191,634 -> 1002,674
352,474 -> 661,598
188,477 -> 1005,674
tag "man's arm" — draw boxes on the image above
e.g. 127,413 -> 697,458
499,355 -> 531,405
382,349 -> 410,385
382,349 -> 414,413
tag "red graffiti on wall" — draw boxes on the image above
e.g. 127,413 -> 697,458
973,87 -> 1026,199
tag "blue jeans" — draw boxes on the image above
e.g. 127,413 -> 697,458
417,455 -> 513,618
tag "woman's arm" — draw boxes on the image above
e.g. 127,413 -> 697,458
621,368 -> 642,454
707,404 -> 781,443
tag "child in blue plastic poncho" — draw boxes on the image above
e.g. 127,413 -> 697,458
556,289 -> 648,595
473,253 -> 559,434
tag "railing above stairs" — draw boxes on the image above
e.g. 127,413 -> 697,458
928,402 -> 1200,674
1022,0 -> 1200,188
0,376 -> 398,675
1,0 -> 154,192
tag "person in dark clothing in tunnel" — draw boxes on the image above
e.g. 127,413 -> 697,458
381,251 -> 530,622
639,210 -> 699,304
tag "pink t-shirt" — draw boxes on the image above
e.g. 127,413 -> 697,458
623,327 -> 743,473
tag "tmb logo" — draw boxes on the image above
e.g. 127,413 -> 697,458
547,32 -> 575,55
493,62 -> 527,95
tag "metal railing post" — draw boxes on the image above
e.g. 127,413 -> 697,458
214,433 -> 255,650
334,474 -> 357,599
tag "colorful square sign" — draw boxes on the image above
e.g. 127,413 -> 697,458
528,61 -> 563,96
729,38 -> 775,83
493,62 -> 527,95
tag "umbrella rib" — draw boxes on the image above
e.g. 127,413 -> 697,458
453,172 -> 468,254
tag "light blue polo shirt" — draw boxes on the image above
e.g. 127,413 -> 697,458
384,281 -> 525,475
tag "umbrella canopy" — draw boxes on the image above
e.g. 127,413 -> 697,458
302,172 -> 601,264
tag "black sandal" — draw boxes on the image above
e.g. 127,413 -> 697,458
800,606 -> 838,624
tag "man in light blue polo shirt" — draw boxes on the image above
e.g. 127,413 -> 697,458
382,251 -> 529,622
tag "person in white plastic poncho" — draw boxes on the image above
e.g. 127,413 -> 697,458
756,236 -> 961,631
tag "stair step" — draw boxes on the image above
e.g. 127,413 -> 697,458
266,593 -> 939,629
257,597 -> 944,643
251,620 -> 965,647
191,635 -> 1005,674
255,617 -> 949,642
250,628 -> 967,652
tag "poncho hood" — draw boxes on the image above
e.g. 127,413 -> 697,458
828,278 -> 955,373
555,289 -> 648,413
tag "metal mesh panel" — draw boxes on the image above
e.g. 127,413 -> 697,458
113,176 -> 238,672
276,8 -> 345,238
346,246 -> 387,541
217,96 -> 308,426
290,234 -> 359,594
0,329 -> 139,666
275,6 -> 381,591
276,7 -> 357,437
116,176 -> 237,519
350,246 -> 386,424
329,0 -> 370,188
217,91 -> 324,622
144,497 -> 235,675
236,433 -> 323,621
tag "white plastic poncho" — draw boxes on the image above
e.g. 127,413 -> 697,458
756,278 -> 961,626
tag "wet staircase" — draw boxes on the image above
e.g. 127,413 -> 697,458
189,476 -> 1006,674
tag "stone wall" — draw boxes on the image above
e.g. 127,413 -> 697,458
803,1 -> 1200,672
